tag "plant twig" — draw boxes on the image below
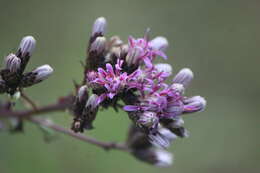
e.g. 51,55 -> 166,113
17,92 -> 129,152
0,101 -> 69,117
20,90 -> 38,110
28,117 -> 129,151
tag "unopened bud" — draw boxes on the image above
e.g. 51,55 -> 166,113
149,127 -> 177,148
126,46 -> 142,66
77,85 -> 88,102
154,149 -> 173,167
133,148 -> 173,167
90,37 -> 106,54
159,128 -> 177,141
21,64 -> 54,87
92,17 -> 107,36
86,94 -> 98,109
171,117 -> 184,127
18,36 -> 36,57
168,126 -> 189,138
110,47 -> 121,58
121,44 -> 129,55
137,111 -> 158,128
173,68 -> 193,88
110,36 -> 123,47
33,65 -> 53,82
155,63 -> 172,75
171,83 -> 185,94
149,36 -> 168,52
4,53 -> 21,73
149,133 -> 170,149
183,96 -> 206,113
76,94 -> 99,130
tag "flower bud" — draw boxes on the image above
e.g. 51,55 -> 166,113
183,96 -> 206,113
133,148 -> 173,167
77,85 -> 88,102
92,17 -> 107,36
85,94 -> 99,109
110,47 -> 121,58
149,36 -> 168,52
74,94 -> 99,131
149,134 -> 169,149
149,127 -> 177,148
168,126 -> 189,138
173,68 -> 193,88
109,36 -> 123,47
171,117 -> 184,127
155,63 -> 172,75
33,65 -> 54,82
126,46 -> 142,66
21,64 -> 54,87
171,83 -> 185,94
121,44 -> 129,55
153,149 -> 173,167
18,36 -> 36,57
159,128 -> 177,141
137,111 -> 158,128
90,37 -> 106,54
4,53 -> 21,73
127,125 -> 151,149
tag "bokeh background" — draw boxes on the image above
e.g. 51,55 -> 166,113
0,0 -> 259,173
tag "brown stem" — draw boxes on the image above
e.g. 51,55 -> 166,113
28,117 -> 129,151
0,101 -> 69,118
21,91 -> 38,110
13,92 -> 130,152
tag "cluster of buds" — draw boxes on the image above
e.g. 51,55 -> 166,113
0,36 -> 53,96
71,17 -> 207,167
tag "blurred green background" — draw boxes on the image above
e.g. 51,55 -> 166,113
0,0 -> 259,172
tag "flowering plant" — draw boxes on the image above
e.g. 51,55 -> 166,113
0,17 -> 206,167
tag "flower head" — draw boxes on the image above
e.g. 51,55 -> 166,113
87,59 -> 139,104
84,17 -> 207,166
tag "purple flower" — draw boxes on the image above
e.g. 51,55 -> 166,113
126,36 -> 167,67
87,59 -> 140,105
124,81 -> 185,120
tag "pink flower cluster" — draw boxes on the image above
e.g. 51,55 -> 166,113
87,35 -> 206,129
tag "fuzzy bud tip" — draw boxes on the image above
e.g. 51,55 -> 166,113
33,64 -> 54,82
18,36 -> 36,57
173,68 -> 194,88
4,53 -> 21,73
92,17 -> 107,36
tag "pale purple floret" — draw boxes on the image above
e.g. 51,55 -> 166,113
127,36 -> 167,67
124,82 -> 185,119
87,59 -> 139,104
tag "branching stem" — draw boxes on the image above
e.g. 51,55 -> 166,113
0,92 -> 130,152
